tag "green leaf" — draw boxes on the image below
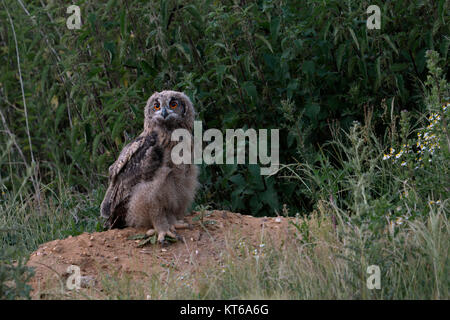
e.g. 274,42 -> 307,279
119,8 -> 126,36
336,44 -> 345,72
242,81 -> 258,101
231,189 -> 245,210
383,35 -> 398,55
302,60 -> 315,75
140,60 -> 156,75
248,164 -> 264,191
104,41 -> 116,63
185,5 -> 203,23
165,236 -> 177,243
255,34 -> 273,53
261,186 -> 279,210
111,114 -> 125,140
287,80 -> 299,100
305,103 -> 320,120
174,43 -> 192,63
250,195 -> 263,213
137,235 -> 156,247
92,133 -> 102,157
375,56 -> 381,89
229,174 -> 246,186
348,28 -> 359,51
215,65 -> 227,88
390,63 -> 409,72
270,17 -> 280,39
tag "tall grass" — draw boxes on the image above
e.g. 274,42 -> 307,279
195,209 -> 448,300
0,140 -> 102,299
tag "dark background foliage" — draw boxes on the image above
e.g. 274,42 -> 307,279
0,0 -> 448,217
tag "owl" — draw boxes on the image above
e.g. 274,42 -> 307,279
100,90 -> 199,244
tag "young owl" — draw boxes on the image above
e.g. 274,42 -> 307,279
100,90 -> 199,244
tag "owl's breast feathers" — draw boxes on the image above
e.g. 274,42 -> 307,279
101,131 -> 164,228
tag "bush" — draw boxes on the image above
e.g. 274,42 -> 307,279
0,0 -> 448,216
282,50 -> 449,232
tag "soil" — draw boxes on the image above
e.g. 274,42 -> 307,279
26,210 -> 293,299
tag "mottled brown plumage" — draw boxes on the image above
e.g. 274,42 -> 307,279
100,90 -> 198,243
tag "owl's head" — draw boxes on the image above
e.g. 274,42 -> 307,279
144,90 -> 195,131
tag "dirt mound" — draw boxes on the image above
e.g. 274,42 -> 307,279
27,210 -> 292,299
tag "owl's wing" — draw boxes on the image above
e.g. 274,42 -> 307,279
100,132 -> 161,228
108,134 -> 147,181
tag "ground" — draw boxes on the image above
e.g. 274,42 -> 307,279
27,210 -> 293,299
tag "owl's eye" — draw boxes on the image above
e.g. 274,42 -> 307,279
170,100 -> 178,109
153,102 -> 160,110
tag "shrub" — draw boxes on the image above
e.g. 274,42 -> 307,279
0,0 -> 448,216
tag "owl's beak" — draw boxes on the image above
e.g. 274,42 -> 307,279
161,107 -> 169,118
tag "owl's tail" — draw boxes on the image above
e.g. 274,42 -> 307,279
100,184 -> 128,229
100,185 -> 113,219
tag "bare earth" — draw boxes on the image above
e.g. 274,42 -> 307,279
26,210 -> 293,298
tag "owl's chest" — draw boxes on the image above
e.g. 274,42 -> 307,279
144,134 -> 194,184
163,164 -> 192,184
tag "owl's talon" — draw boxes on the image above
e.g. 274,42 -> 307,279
157,232 -> 166,244
168,229 -> 182,241
166,230 -> 177,238
174,221 -> 190,229
157,230 -> 178,245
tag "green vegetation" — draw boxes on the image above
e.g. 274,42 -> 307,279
0,0 -> 448,299
197,209 -> 448,300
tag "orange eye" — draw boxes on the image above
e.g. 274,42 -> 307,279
153,102 -> 160,110
170,101 -> 178,109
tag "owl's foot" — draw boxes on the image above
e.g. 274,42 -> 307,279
146,228 -> 179,244
157,230 -> 178,245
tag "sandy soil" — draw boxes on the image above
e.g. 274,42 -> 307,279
26,210 -> 293,299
